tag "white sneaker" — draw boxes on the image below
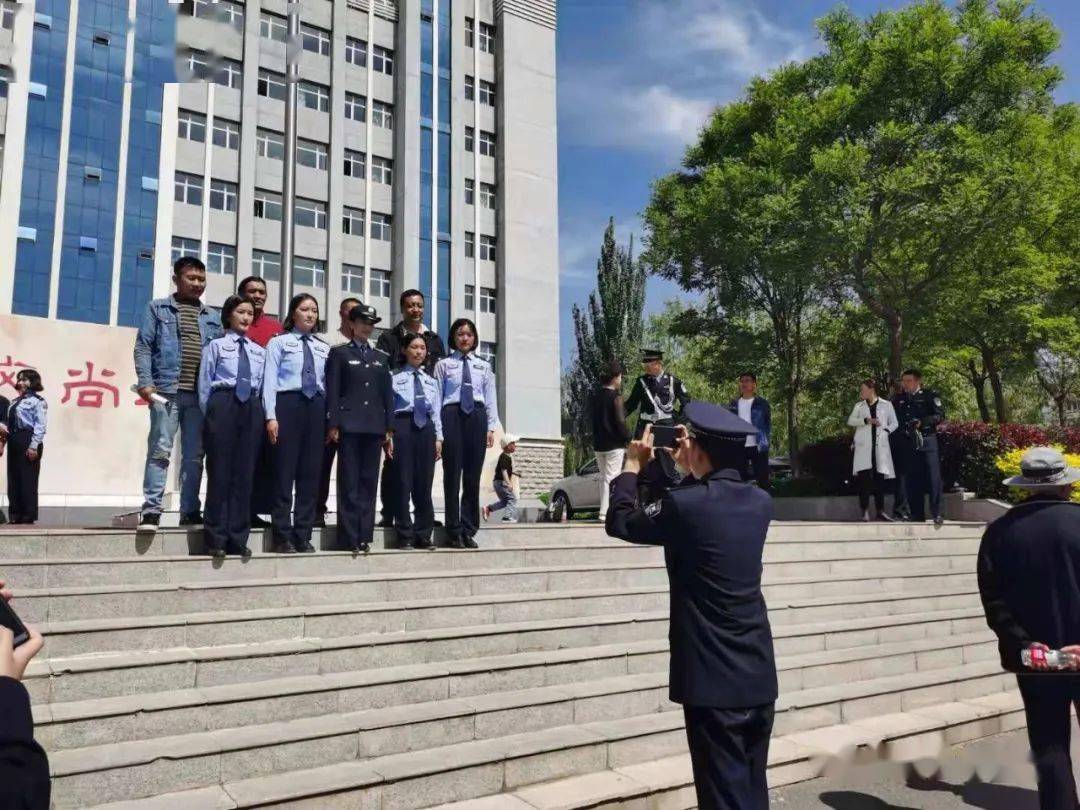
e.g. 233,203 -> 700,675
501,515 -> 519,524
137,512 -> 160,533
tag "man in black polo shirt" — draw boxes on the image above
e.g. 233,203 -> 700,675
375,290 -> 446,526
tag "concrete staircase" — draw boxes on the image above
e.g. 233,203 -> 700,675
0,521 -> 1022,808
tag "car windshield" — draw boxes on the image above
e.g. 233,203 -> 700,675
578,460 -> 599,476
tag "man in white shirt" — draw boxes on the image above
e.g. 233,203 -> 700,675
729,372 -> 772,491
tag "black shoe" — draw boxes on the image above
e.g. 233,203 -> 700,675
349,542 -> 370,554
877,512 -> 895,522
210,548 -> 227,560
411,538 -> 433,550
250,515 -> 271,529
272,541 -> 297,554
432,519 -> 443,527
312,514 -> 327,528
462,536 -> 479,549
376,518 -> 395,528
447,535 -> 465,549
295,540 -> 316,553
137,512 -> 161,532
933,516 -> 945,527
238,547 -> 253,560
179,512 -> 204,526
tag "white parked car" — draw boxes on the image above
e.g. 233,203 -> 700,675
548,458 -> 602,517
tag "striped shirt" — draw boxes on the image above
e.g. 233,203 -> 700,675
176,299 -> 203,391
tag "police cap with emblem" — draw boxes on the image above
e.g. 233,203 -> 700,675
348,303 -> 381,325
683,400 -> 758,443
641,349 -> 664,362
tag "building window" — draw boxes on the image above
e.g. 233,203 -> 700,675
254,189 -> 283,221
478,22 -> 495,54
478,79 -> 495,107
464,75 -> 475,101
342,264 -> 364,294
343,150 -> 366,179
372,45 -> 394,75
342,207 -> 365,236
212,118 -> 240,150
369,269 -> 391,299
464,178 -> 475,205
209,179 -> 238,212
465,126 -> 474,152
178,110 -> 206,142
464,17 -> 474,47
216,59 -> 243,90
0,1 -> 14,31
464,284 -> 475,311
371,100 -> 394,130
256,129 -> 284,160
479,341 -> 497,364
252,249 -> 281,282
185,49 -> 211,80
480,182 -> 496,210
172,236 -> 200,265
371,156 -> 393,186
464,231 -> 475,258
220,0 -> 245,31
479,234 -> 497,261
174,172 -> 203,206
371,212 -> 392,241
345,36 -> 368,67
298,81 -> 330,113
479,286 -> 496,314
258,69 -> 286,101
295,198 -> 327,230
206,242 -> 236,275
260,11 -> 287,42
344,92 -> 367,122
293,257 -> 325,288
300,23 -> 330,56
296,139 -> 328,170
479,130 -> 496,158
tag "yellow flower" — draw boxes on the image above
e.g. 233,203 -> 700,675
995,445 -> 1080,504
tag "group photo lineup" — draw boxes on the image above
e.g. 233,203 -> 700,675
0,0 -> 1079,808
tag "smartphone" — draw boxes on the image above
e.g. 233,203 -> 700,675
651,424 -> 681,450
0,598 -> 29,648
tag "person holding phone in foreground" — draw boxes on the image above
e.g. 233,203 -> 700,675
0,580 -> 48,808
605,402 -> 777,810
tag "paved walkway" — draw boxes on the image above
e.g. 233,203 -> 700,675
769,729 -> 1064,809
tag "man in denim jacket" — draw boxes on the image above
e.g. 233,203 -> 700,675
729,372 -> 772,492
133,257 -> 222,530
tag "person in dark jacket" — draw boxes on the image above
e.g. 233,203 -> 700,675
0,392 -> 8,524
607,401 -> 777,810
0,579 -> 49,810
977,447 -> 1080,810
728,372 -> 772,492
316,297 -> 362,526
326,303 -> 395,553
5,371 -> 47,525
590,359 -> 631,520
894,368 -> 946,524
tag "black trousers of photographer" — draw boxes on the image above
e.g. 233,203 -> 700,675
1018,674 -> 1080,810
903,433 -> 942,522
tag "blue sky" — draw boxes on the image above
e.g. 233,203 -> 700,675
555,0 -> 1080,368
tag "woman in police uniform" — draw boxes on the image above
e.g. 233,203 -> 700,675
435,319 -> 502,549
6,369 -> 48,525
263,294 -> 329,554
198,295 -> 266,558
390,333 -> 442,550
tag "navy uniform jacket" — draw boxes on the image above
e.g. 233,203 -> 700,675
375,321 -> 446,375
624,373 -> 689,422
606,464 -> 778,708
977,497 -> 1080,672
894,388 -> 945,437
326,342 -> 395,436
0,676 -> 50,808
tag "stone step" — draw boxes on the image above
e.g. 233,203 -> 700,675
64,659 -> 1014,809
0,543 -> 979,591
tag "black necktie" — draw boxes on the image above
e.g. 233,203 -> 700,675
235,337 -> 251,402
413,371 -> 429,428
300,335 -> 317,399
460,355 -> 475,414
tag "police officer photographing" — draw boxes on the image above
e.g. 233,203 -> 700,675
606,401 -> 778,810
894,368 -> 946,525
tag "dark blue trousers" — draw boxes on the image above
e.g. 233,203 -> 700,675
271,392 -> 325,547
683,703 -> 774,810
6,429 -> 41,524
441,404 -> 488,541
392,413 -> 436,546
336,432 -> 383,548
904,433 -> 942,521
204,390 -> 263,553
1018,675 -> 1080,810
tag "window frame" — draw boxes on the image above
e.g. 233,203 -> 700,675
368,269 -> 391,299
177,110 -> 207,143
478,130 -> 496,158
296,138 -> 329,171
209,179 -> 239,213
253,189 -> 283,221
479,286 -> 496,314
257,69 -> 287,101
371,156 -> 393,186
298,80 -> 330,113
371,100 -> 394,130
171,236 -> 200,265
341,264 -> 365,294
259,11 -> 287,42
293,256 -> 326,288
343,149 -> 366,179
478,21 -> 496,54
252,249 -> 281,282
372,45 -> 394,75
206,242 -> 237,276
465,126 -> 475,152
256,129 -> 285,160
464,283 -> 475,311
211,117 -> 240,150
345,36 -> 368,67
295,197 -> 328,230
174,172 -> 204,206
479,182 -> 496,210
216,59 -> 243,90
478,79 -> 495,107
344,91 -> 367,122
464,178 -> 475,205
479,234 -> 497,262
464,231 -> 475,258
342,207 -> 366,236
370,212 -> 392,242
300,22 -> 331,56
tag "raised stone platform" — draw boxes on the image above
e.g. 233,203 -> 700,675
0,519 -> 1014,808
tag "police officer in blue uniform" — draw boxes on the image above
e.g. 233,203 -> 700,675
199,295 -> 267,559
894,368 -> 946,525
326,303 -> 395,553
390,333 -> 443,550
5,370 -> 48,525
263,294 -> 329,554
606,401 -> 778,810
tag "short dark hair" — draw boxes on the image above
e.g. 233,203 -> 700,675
400,289 -> 425,308
901,368 -> 922,380
738,371 -> 757,382
237,276 -> 266,296
16,369 -> 44,392
284,293 -> 320,331
174,256 -> 205,276
599,359 -> 624,386
340,297 -> 361,311
448,317 -> 479,352
220,294 -> 255,328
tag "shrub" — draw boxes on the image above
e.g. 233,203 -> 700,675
797,434 -> 857,495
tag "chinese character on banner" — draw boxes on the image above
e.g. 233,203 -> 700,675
0,355 -> 32,392
62,362 -> 120,409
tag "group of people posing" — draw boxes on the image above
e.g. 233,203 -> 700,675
133,256 -> 508,557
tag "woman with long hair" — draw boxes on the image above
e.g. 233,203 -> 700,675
5,369 -> 47,525
262,294 -> 329,553
434,318 -> 501,548
847,378 -> 899,521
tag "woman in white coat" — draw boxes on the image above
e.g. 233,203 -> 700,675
847,379 -> 899,521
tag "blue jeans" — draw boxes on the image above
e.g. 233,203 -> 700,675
141,390 -> 204,516
488,479 -> 518,520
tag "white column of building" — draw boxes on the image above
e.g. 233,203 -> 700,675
152,83 -> 179,299
199,82 -> 216,263
428,0 -> 441,334
325,0 -> 348,307
471,0 -> 480,327
107,0 -> 139,325
363,0 -> 375,303
46,0 -> 81,319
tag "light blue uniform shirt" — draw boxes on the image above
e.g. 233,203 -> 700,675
198,332 -> 268,414
434,351 -> 502,432
392,366 -> 444,440
9,393 -> 48,450
262,329 -> 329,420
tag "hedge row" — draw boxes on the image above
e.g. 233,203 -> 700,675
797,422 -> 1080,498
